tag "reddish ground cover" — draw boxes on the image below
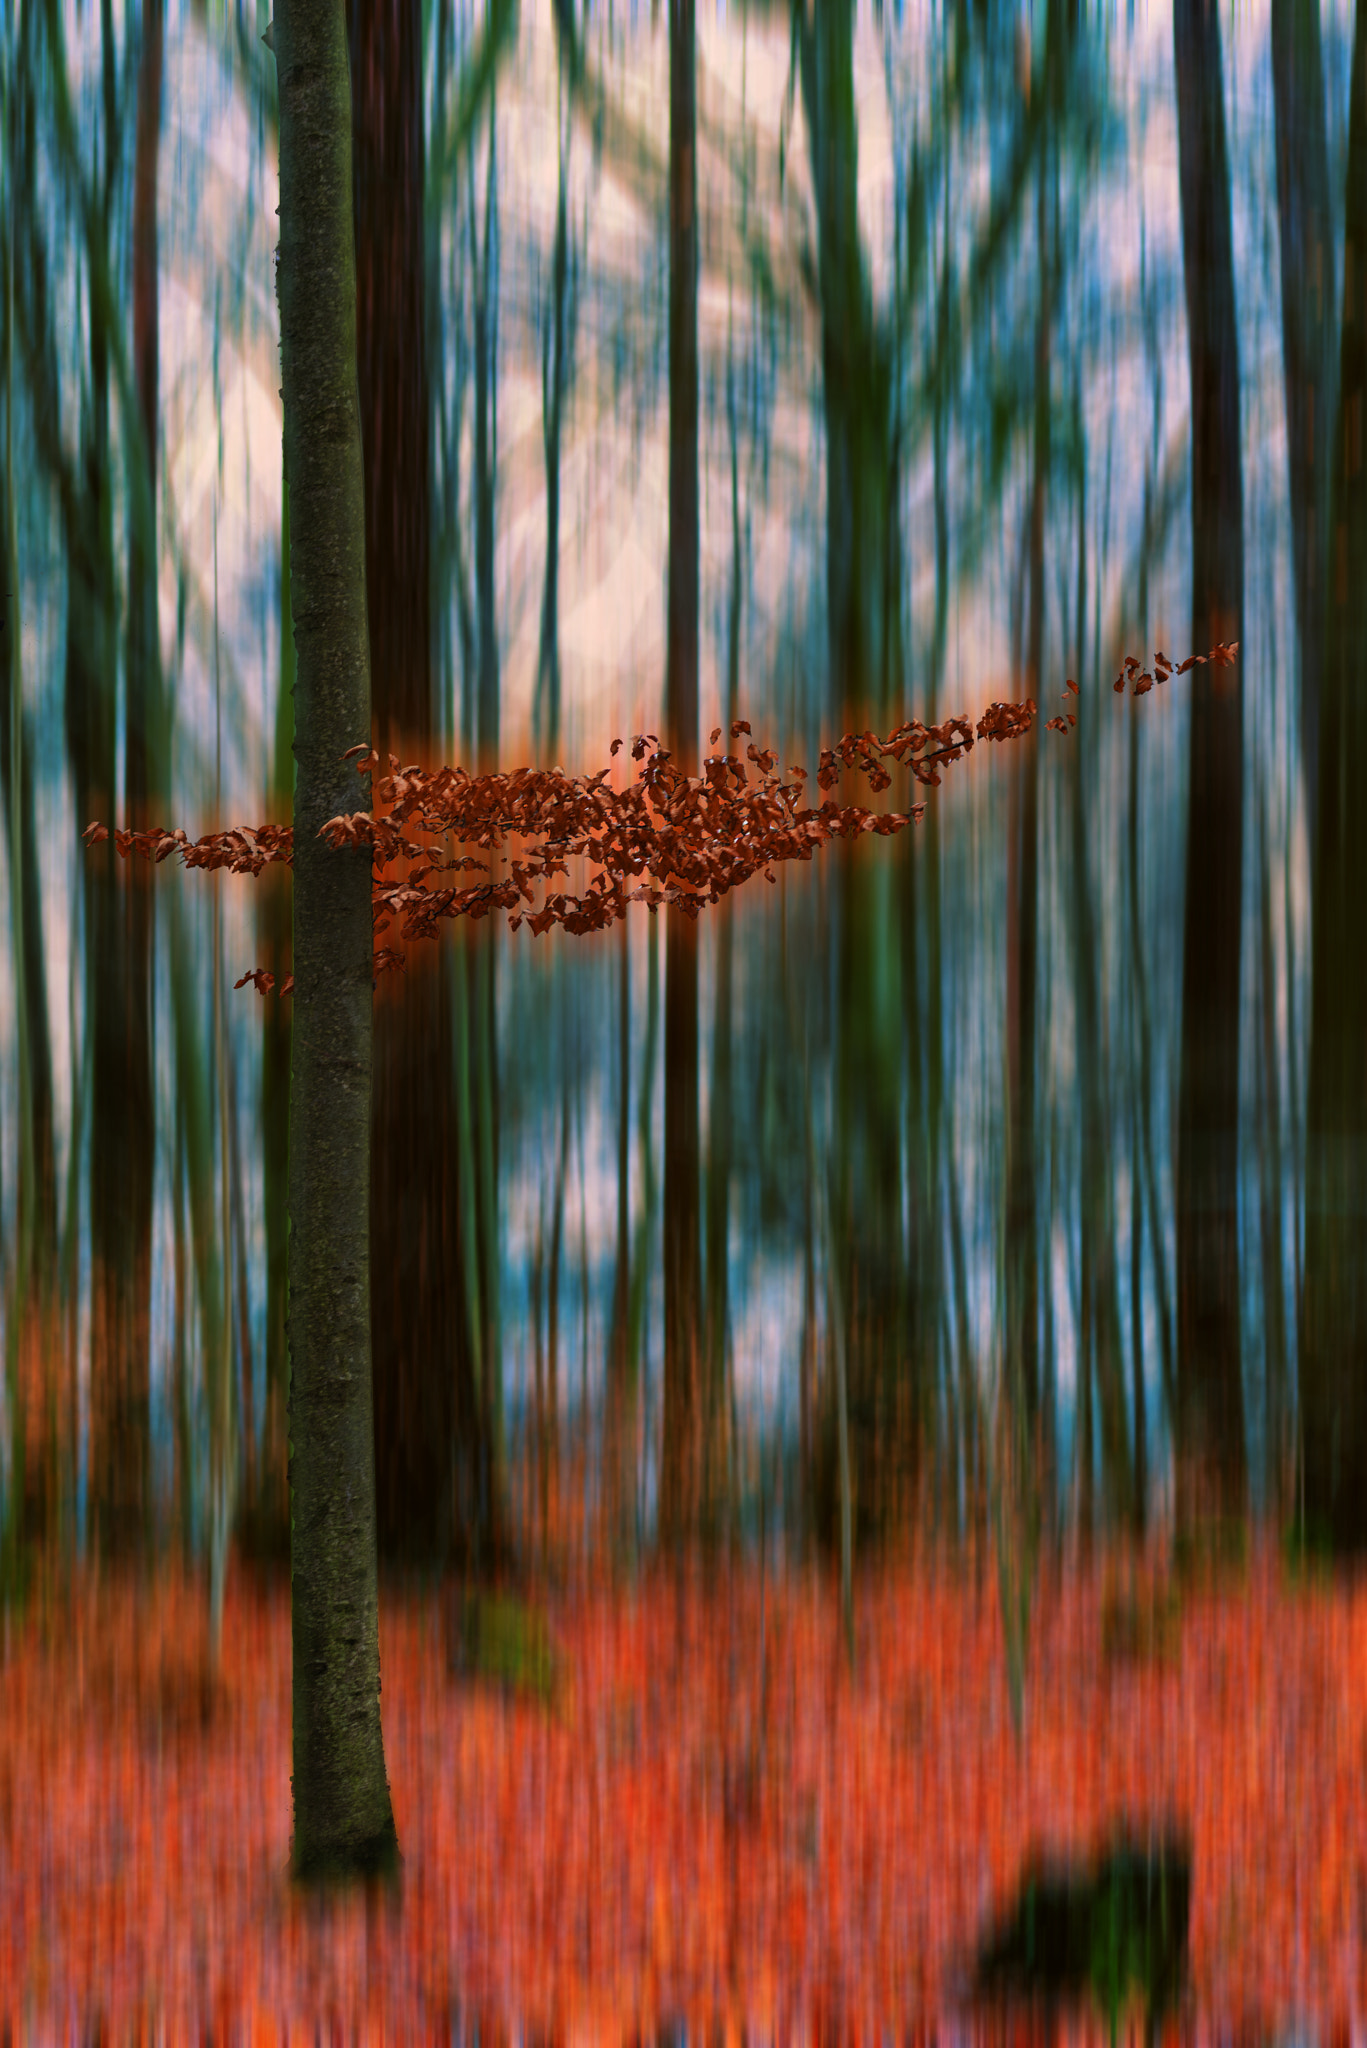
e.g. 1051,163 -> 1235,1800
0,1542 -> 1362,2042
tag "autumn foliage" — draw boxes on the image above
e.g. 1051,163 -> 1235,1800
82,645 -> 1238,988
0,1532 -> 1362,2041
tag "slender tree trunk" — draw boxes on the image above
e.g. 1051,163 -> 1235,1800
458,108 -> 508,1569
1173,0 -> 1247,1538
249,478 -> 294,1564
659,0 -> 704,1551
1272,0 -> 1334,817
1300,0 -> 1367,1560
274,0 -> 397,1881
67,0 -> 156,1561
602,917 -> 639,1561
534,71 -> 574,759
1069,465 -> 1131,1534
1005,151 -> 1050,1509
1,198 -> 59,1552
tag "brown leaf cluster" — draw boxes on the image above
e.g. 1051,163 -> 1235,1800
81,646 -> 1236,989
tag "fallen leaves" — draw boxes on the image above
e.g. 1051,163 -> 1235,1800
0,1530 -> 1361,2041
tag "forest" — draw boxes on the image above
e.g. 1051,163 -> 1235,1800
2,0 -> 1366,2036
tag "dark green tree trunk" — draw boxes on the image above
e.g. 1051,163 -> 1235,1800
659,0 -> 706,1550
274,0 -> 397,1881
1300,0 -> 1367,1561
533,72 -> 574,759
797,0 -> 911,1551
1,204 -> 59,1555
1173,0 -> 1247,1536
795,0 -> 898,732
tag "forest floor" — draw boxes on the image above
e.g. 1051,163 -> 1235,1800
0,1535 -> 1363,2043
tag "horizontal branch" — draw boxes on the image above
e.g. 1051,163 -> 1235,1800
82,641 -> 1237,992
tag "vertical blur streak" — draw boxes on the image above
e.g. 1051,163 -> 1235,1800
1272,0 -> 1334,826
797,0 -> 911,1556
1301,0 -> 1367,1560
660,0 -> 705,1552
1173,0 -> 1247,1537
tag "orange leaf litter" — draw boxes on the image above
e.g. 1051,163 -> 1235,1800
1,1541 -> 1363,2042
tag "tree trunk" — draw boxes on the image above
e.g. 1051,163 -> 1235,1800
247,477 -> 294,1565
659,0 -> 706,1551
1173,0 -> 1247,1539
274,0 -> 397,1882
1272,0 -> 1334,816
347,0 -> 494,1570
797,0 -> 912,1552
1,191 -> 59,1553
1300,0 -> 1367,1561
1005,148 -> 1050,1516
533,74 -> 574,759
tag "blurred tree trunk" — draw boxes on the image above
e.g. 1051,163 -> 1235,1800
601,917 -> 638,1560
1300,0 -> 1367,1561
61,0 -> 155,1561
1,200 -> 58,1558
1173,0 -> 1247,1539
1068,448 -> 1132,1537
1272,0 -> 1334,818
274,0 -> 397,1882
350,0 -> 503,1569
533,69 -> 574,759
458,104 -> 508,1569
659,0 -> 707,1551
246,477 -> 294,1564
797,0 -> 913,1552
1005,147 -> 1050,1531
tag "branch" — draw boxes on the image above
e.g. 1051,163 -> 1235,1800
82,642 -> 1238,991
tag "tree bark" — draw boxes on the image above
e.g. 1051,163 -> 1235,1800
274,0 -> 398,1882
1173,0 -> 1247,1538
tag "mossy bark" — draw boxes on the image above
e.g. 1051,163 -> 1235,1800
274,0 -> 398,1882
